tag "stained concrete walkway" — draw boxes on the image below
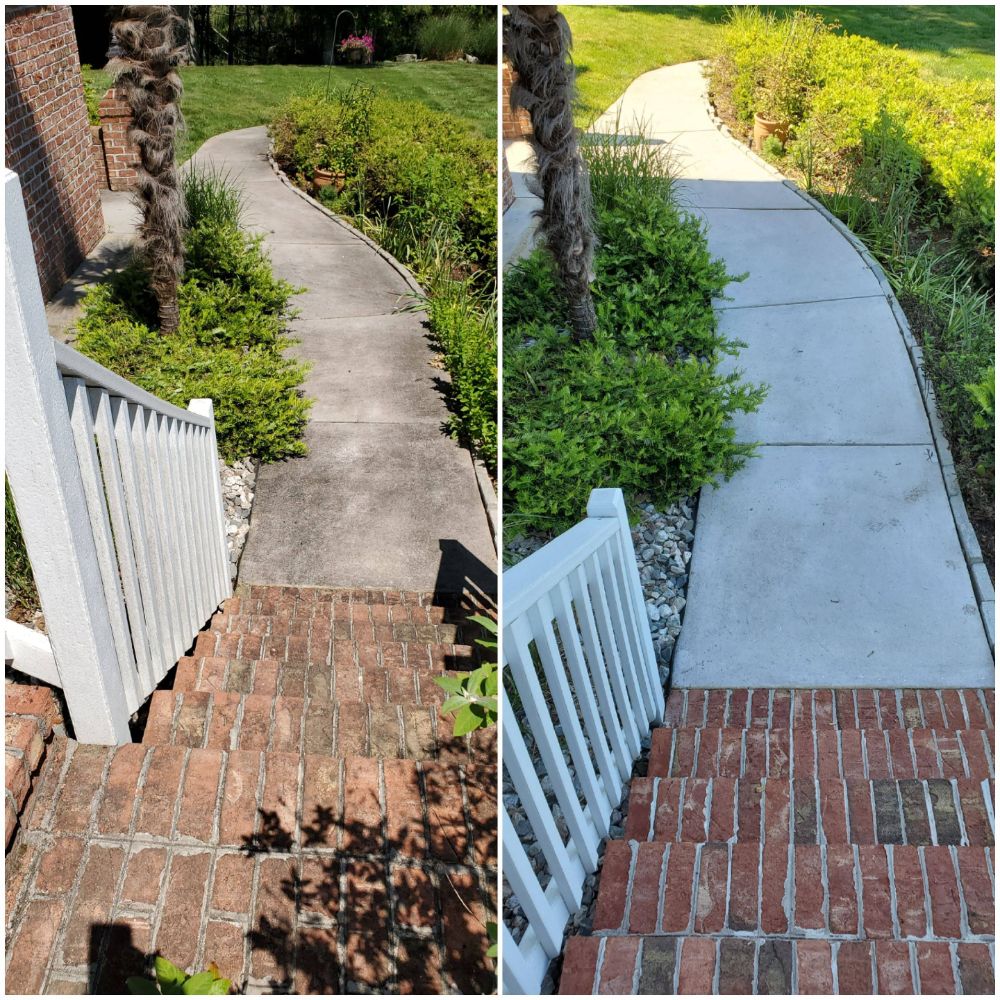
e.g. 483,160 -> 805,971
594,63 -> 993,687
188,128 -> 496,595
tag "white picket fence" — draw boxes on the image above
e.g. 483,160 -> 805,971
4,168 -> 231,744
502,488 -> 664,995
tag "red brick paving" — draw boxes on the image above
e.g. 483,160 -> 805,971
560,687 -> 995,995
5,585 -> 497,994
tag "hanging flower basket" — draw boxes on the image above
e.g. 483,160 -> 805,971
340,33 -> 374,66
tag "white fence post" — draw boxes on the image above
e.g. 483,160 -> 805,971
4,169 -> 131,744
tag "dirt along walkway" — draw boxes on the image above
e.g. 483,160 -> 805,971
188,127 -> 496,598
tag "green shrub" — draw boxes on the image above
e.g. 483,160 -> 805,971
504,137 -> 766,535
270,89 -> 496,270
182,166 -> 246,230
416,12 -> 477,61
710,7 -> 995,268
80,65 -> 102,126
5,479 -> 38,614
72,180 -> 310,463
270,87 -> 497,472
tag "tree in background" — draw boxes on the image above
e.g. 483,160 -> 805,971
505,5 -> 597,341
108,5 -> 186,333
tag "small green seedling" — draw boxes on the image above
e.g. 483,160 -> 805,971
127,957 -> 231,995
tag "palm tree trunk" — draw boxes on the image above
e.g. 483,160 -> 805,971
108,5 -> 186,334
505,5 -> 597,342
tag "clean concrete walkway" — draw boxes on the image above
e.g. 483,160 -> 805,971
595,64 -> 993,686
189,128 -> 495,595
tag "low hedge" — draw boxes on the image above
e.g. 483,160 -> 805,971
270,85 -> 497,473
270,86 -> 496,271
73,175 -> 311,463
504,140 -> 765,536
709,8 -> 995,267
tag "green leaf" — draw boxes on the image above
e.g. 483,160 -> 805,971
439,694 -> 471,716
126,977 -> 160,994
182,972 -> 217,995
154,958 -> 187,990
452,703 -> 485,736
434,675 -> 465,695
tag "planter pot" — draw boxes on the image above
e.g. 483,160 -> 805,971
753,113 -> 789,152
343,47 -> 372,66
313,169 -> 346,194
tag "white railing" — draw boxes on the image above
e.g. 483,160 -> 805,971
502,488 -> 663,995
4,168 -> 231,744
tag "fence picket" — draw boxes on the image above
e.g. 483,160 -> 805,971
529,595 -> 611,834
502,689 -> 585,910
568,564 -> 632,780
63,379 -> 141,713
89,389 -> 158,693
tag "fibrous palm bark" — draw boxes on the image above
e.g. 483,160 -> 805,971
108,5 -> 186,334
505,5 -> 597,341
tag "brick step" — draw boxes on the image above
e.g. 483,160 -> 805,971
560,934 -> 994,995
649,725 -> 995,780
207,612 -> 466,646
625,776 -> 994,847
192,628 -> 476,663
663,688 -> 994,731
232,581 -> 487,614
19,741 -> 495,862
214,601 -> 471,631
142,690 -> 492,764
591,840 -> 992,942
175,652 -> 468,705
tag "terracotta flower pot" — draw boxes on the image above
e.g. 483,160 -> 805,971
313,168 -> 334,188
753,113 -> 789,152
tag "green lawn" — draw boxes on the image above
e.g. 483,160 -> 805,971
563,5 -> 995,123
84,61 -> 496,161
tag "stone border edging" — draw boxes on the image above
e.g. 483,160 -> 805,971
263,147 -> 501,539
694,63 -> 995,652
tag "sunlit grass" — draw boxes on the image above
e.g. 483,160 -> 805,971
562,4 -> 994,124
83,61 -> 496,161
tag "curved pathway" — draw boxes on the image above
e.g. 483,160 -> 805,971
188,128 -> 495,597
594,64 -> 993,688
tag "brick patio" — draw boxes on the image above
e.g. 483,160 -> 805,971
560,687 -> 995,995
5,585 -> 497,994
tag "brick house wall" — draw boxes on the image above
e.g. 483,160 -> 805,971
4,4 -> 104,300
502,61 -> 532,140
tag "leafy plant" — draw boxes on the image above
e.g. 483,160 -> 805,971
127,957 -> 230,995
72,177 -> 310,463
435,615 -> 497,736
416,12 -> 479,61
504,130 -> 765,536
5,479 -> 38,615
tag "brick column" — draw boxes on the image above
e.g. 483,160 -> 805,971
97,88 -> 139,192
502,61 -> 532,140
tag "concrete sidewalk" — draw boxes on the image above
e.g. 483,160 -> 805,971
597,64 -> 993,686
188,128 -> 496,595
